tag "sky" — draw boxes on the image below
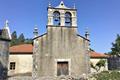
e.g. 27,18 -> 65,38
0,0 -> 120,53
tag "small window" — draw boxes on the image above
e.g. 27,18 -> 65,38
57,62 -> 69,76
10,62 -> 16,70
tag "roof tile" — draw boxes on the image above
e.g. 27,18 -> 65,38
90,51 -> 108,58
10,44 -> 33,53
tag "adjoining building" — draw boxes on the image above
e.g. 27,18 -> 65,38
0,20 -> 11,80
8,44 -> 33,77
90,51 -> 108,73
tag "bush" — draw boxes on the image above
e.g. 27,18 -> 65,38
91,71 -> 120,80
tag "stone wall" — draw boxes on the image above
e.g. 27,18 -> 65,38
0,40 -> 10,80
33,26 -> 90,78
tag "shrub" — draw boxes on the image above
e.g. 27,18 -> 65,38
91,71 -> 120,80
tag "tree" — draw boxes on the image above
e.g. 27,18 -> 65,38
25,38 -> 33,44
91,59 -> 106,72
18,33 -> 25,44
11,31 -> 17,40
10,31 -> 18,46
90,62 -> 96,70
95,60 -> 106,72
110,34 -> 120,56
10,31 -> 33,46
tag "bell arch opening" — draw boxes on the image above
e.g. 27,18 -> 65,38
53,11 -> 61,26
65,12 -> 72,26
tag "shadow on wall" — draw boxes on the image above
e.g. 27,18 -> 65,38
0,61 -> 8,79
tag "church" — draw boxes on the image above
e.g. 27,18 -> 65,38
0,1 -> 109,80
32,1 -> 90,79
0,1 -> 110,80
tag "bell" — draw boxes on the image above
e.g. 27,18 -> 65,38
55,19 -> 58,21
65,21 -> 70,23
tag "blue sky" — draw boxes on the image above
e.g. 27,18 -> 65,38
0,0 -> 120,53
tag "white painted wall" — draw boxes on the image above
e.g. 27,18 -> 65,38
8,54 -> 33,76
90,58 -> 108,73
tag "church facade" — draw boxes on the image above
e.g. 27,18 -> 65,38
33,1 -> 90,79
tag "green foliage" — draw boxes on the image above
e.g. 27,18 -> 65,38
96,60 -> 106,71
110,34 -> 120,56
90,62 -> 96,70
18,33 -> 25,44
10,31 -> 18,46
11,31 -> 17,40
25,38 -> 33,44
92,71 -> 120,80
10,31 -> 33,46
91,59 -> 106,72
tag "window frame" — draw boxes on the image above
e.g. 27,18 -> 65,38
9,62 -> 16,70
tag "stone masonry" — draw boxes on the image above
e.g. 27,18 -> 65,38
0,21 -> 11,80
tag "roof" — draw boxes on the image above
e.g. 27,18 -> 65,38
0,29 -> 11,41
48,1 -> 76,11
10,44 -> 33,53
33,33 -> 89,41
77,34 -> 90,41
33,33 -> 47,40
90,51 -> 108,58
0,20 -> 11,40
9,44 -> 108,58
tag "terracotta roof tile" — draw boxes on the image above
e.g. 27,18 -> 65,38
90,51 -> 108,58
10,44 -> 33,53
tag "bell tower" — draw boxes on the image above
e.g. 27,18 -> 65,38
33,1 -> 90,79
47,1 -> 77,27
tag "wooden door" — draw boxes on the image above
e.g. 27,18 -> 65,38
57,62 -> 68,76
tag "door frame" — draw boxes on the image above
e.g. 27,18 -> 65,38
54,59 -> 71,76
